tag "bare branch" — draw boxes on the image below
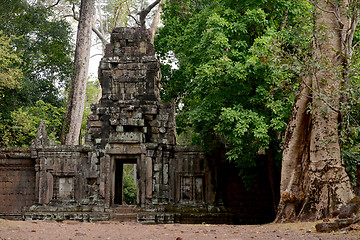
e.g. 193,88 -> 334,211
72,1 -> 77,19
63,14 -> 75,18
353,40 -> 360,49
329,2 -> 342,24
348,9 -> 359,47
96,0 -> 109,48
309,0 -> 337,15
139,0 -> 161,29
129,14 -> 140,25
69,3 -> 109,46
309,0 -> 344,27
90,53 -> 103,59
92,27 -> 109,46
47,0 -> 61,9
301,75 -> 340,113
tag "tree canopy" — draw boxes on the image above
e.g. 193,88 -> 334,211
156,0 -> 309,183
0,0 -> 73,147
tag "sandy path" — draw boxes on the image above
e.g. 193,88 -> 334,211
0,219 -> 359,240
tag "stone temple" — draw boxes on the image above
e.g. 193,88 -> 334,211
0,28 -> 276,224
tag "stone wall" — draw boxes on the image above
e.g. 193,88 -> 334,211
33,145 -> 95,205
0,148 -> 36,219
172,146 -> 210,205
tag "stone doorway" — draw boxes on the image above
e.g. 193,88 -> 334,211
114,158 -> 138,205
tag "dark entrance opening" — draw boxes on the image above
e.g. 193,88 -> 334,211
114,159 -> 137,205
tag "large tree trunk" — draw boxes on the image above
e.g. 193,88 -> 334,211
61,0 -> 95,145
276,0 -> 355,222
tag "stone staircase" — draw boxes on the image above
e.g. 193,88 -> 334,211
109,205 -> 138,222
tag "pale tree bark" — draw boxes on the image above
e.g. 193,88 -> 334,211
139,0 -> 160,29
61,0 -> 96,145
276,0 -> 357,222
68,1 -> 109,46
96,0 -> 108,51
149,0 -> 164,44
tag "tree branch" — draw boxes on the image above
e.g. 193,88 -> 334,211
309,0 -> 344,27
139,0 -> 161,29
90,53 -> 103,58
72,1 -> 77,19
309,0 -> 337,15
92,27 -> 109,45
70,4 -> 109,46
47,0 -> 61,9
302,76 -> 340,113
129,14 -> 140,26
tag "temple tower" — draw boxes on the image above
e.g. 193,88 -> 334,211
86,27 -> 176,208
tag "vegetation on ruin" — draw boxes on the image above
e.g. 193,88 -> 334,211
1,0 -> 360,221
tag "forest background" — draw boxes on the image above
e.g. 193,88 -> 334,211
1,0 -> 360,220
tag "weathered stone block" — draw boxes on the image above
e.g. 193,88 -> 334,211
146,150 -> 155,157
106,144 -> 142,155
142,106 -> 158,115
91,154 -> 99,165
144,114 -> 154,121
158,114 -> 169,121
154,172 -> 160,184
153,184 -> 160,193
99,182 -> 105,198
159,127 -> 166,134
162,191 -> 169,198
109,118 -> 119,125
154,164 -> 162,172
163,164 -> 169,185
132,112 -> 142,119
120,118 -> 144,126
146,157 -> 152,199
149,120 -> 158,127
151,127 -> 159,133
109,132 -> 143,143
99,62 -> 111,70
116,125 -> 124,132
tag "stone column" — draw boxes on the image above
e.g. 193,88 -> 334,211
146,156 -> 153,199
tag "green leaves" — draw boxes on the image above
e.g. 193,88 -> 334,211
123,164 -> 137,204
156,0 -> 306,184
0,32 -> 22,90
217,106 -> 270,148
343,146 -> 360,187
0,100 -> 65,147
0,0 -> 73,107
0,0 -> 73,147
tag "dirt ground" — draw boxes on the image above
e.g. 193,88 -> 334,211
1,218 -> 360,240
